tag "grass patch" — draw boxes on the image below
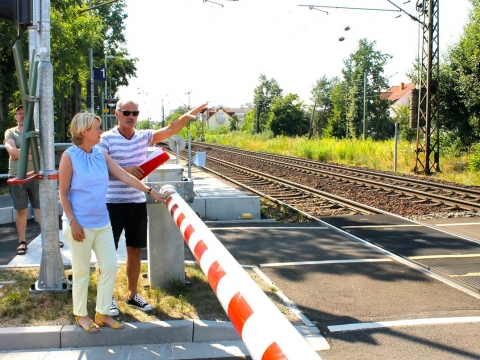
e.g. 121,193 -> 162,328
208,133 -> 480,186
0,263 -> 227,327
0,263 -> 301,328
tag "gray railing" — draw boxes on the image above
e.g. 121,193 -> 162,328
0,143 -> 72,179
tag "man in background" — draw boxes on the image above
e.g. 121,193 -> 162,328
4,105 -> 42,256
4,105 -> 63,255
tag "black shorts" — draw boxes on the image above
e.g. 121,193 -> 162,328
106,202 -> 148,249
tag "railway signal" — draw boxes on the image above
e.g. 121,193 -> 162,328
0,0 -> 33,28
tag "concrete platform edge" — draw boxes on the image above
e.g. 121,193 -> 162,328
0,319 -> 239,351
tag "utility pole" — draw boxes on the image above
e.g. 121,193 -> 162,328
161,99 -> 165,127
308,100 -> 316,139
36,0 -> 68,293
185,90 -> 191,109
256,98 -> 260,133
363,71 -> 367,140
414,0 -> 440,175
185,90 -> 192,178
385,0 -> 440,174
89,0 -> 94,112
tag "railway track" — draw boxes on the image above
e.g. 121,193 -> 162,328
175,142 -> 480,219
195,155 -> 383,220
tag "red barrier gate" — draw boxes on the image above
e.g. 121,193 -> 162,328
164,190 -> 321,360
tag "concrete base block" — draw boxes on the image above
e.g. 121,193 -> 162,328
0,325 -> 62,350
205,196 -> 260,221
0,201 -> 63,225
60,320 -> 193,349
193,320 -> 240,342
0,207 -> 13,224
189,197 -> 206,218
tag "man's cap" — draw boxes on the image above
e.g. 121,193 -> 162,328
14,105 -> 23,113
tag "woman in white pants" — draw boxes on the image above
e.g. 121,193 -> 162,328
59,113 -> 171,332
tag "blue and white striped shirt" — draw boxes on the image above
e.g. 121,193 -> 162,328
97,127 -> 153,203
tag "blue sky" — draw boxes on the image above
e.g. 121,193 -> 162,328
117,0 -> 471,122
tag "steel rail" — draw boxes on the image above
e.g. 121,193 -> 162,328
189,143 -> 480,212
177,153 -> 382,217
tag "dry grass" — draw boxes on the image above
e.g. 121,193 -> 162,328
0,263 -> 226,327
0,263 -> 301,328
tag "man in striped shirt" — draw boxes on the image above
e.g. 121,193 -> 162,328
98,98 -> 207,315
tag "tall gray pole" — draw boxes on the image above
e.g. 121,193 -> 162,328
104,54 -> 108,99
89,0 -> 94,112
161,99 -> 165,127
29,0 -> 40,131
363,71 -> 367,140
34,0 -> 68,293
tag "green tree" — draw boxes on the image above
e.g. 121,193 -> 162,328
438,1 -> 480,148
391,104 -> 416,142
324,82 -> 348,138
229,114 -> 239,131
240,109 -> 256,133
342,39 -> 393,140
310,76 -> 340,138
253,74 -> 282,133
96,0 -> 137,96
1,1 -> 138,142
136,119 -> 151,129
50,0 -> 104,140
269,94 -> 308,137
165,105 -> 202,140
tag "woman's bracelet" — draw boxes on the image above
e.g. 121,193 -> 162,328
69,217 -> 76,224
147,187 -> 152,195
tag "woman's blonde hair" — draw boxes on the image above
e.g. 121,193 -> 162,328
70,113 -> 101,145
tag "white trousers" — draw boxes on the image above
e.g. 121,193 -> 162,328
63,222 -> 118,316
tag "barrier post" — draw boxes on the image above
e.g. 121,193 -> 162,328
146,166 -> 186,287
163,188 -> 321,360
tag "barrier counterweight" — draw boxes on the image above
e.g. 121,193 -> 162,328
165,191 -> 321,360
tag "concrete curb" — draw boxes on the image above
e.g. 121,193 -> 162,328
0,319 -> 326,352
0,319 -> 240,351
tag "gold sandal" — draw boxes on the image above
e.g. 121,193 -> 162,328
95,313 -> 124,329
75,316 -> 100,333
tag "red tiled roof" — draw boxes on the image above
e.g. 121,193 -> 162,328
381,82 -> 416,101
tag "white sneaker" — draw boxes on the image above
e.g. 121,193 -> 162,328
110,297 -> 120,317
126,293 -> 153,312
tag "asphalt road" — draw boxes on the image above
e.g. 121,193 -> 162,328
2,213 -> 480,359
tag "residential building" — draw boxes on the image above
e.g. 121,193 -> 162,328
201,106 -> 252,130
380,82 -> 416,116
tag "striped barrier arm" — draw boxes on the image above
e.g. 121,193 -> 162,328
164,189 -> 321,360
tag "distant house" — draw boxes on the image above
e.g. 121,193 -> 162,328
201,106 -> 252,130
380,82 -> 416,116
228,107 -> 251,122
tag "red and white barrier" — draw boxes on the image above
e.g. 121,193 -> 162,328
165,191 -> 321,360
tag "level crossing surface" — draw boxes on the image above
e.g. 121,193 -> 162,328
203,218 -> 480,359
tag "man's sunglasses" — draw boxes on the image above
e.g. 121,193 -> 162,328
118,110 -> 140,116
